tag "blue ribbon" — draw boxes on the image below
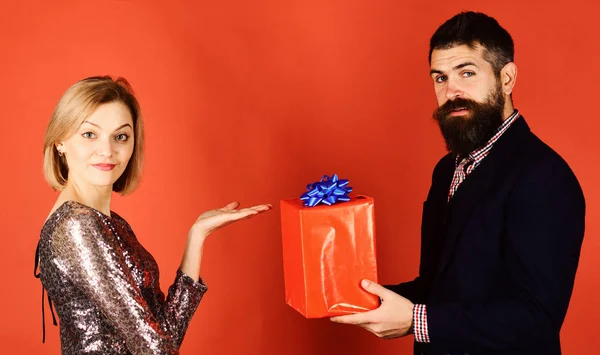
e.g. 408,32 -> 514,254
300,174 -> 353,207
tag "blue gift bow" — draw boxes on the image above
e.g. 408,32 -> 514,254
300,174 -> 353,207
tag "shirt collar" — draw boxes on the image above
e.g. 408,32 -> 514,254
458,109 -> 520,164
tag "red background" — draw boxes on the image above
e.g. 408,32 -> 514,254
1,1 -> 598,354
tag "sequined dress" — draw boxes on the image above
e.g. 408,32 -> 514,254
35,201 -> 208,354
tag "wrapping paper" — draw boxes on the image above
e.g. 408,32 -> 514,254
280,195 -> 379,318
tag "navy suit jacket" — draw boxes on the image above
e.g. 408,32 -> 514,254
386,116 -> 585,355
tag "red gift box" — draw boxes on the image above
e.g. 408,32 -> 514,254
280,195 -> 379,318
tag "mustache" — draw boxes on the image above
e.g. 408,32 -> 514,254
436,98 -> 480,118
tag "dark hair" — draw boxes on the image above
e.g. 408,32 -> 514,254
429,12 -> 514,76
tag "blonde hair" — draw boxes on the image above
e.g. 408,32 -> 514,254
43,76 -> 144,195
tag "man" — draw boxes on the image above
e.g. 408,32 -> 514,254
330,11 -> 585,355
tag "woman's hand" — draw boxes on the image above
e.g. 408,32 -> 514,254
180,201 -> 273,281
189,201 -> 273,241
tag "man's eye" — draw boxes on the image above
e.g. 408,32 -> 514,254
435,76 -> 447,83
463,71 -> 475,77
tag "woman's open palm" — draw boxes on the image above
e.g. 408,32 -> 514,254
190,201 -> 273,238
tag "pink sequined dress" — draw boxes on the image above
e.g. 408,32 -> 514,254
35,201 -> 207,354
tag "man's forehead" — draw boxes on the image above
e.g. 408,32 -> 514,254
430,44 -> 486,69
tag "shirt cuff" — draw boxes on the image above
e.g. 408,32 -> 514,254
413,304 -> 430,343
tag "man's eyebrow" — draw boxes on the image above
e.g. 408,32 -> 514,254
454,61 -> 478,70
430,61 -> 479,76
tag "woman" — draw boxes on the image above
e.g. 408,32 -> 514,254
34,76 -> 272,354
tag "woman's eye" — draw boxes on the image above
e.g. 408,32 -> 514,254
82,132 -> 96,139
115,134 -> 129,141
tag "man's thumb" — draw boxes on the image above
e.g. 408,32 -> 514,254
361,279 -> 387,297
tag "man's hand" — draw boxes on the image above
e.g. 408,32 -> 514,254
330,279 -> 414,339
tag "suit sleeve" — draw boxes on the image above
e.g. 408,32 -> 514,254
426,155 -> 585,351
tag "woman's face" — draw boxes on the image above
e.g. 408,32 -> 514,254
57,101 -> 135,189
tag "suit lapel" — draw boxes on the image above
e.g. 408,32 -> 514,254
435,116 -> 532,276
436,154 -> 498,275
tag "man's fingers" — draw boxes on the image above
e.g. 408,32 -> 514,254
330,310 -> 375,325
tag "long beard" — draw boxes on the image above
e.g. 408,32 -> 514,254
433,84 -> 505,157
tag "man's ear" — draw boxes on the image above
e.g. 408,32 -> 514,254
500,62 -> 517,95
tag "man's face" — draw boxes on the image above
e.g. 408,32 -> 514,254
430,44 -> 506,156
